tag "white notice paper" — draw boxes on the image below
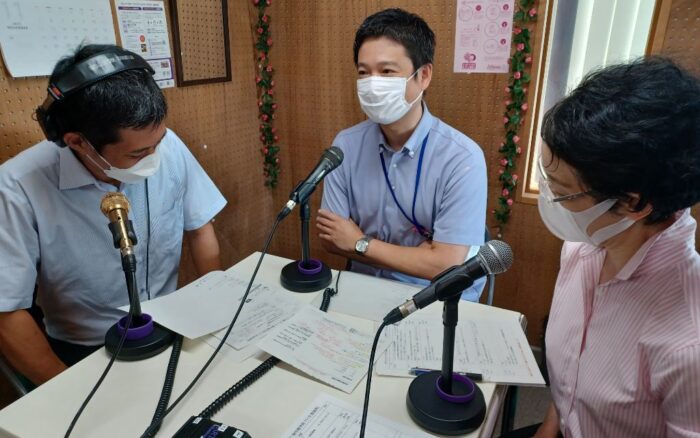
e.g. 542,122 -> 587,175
258,306 -> 391,393
282,393 -> 435,438
124,271 -> 303,340
378,315 -> 545,386
453,0 -> 515,73
0,0 -> 116,77
114,0 -> 174,88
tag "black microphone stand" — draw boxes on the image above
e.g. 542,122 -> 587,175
280,191 -> 332,292
104,219 -> 175,360
406,285 -> 486,435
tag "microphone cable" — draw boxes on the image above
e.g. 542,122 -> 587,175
145,333 -> 183,437
196,271 -> 342,420
140,212 -> 286,437
358,320 -> 390,438
65,270 -> 138,437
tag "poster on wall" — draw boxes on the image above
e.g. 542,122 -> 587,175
453,0 -> 515,74
0,0 -> 116,78
114,0 -> 175,88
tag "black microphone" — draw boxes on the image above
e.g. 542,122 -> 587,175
278,146 -> 344,219
383,240 -> 513,324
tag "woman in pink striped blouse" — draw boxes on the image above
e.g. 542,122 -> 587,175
532,58 -> 700,437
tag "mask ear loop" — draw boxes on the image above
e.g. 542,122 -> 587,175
405,67 -> 425,106
81,136 -> 113,172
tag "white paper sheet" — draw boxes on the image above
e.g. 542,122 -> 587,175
311,272 -> 421,322
0,0 -> 116,78
257,306 -> 391,393
201,334 -> 263,363
114,0 -> 174,88
281,393 -> 435,438
123,271 -> 303,340
377,315 -> 545,386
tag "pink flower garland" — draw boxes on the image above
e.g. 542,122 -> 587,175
253,0 -> 280,187
493,0 -> 538,237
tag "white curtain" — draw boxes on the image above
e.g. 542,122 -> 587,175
527,0 -> 655,191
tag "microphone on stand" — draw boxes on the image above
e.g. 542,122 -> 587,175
278,146 -> 344,220
279,147 -> 344,293
100,192 -> 174,361
101,192 -> 137,258
396,241 -> 513,436
101,192 -> 140,315
384,240 -> 513,324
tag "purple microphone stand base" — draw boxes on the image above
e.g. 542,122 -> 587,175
280,259 -> 332,293
104,313 -> 175,361
407,370 -> 486,435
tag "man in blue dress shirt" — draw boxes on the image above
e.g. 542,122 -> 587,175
318,9 -> 487,297
0,45 -> 227,385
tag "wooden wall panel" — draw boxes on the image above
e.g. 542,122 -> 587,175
268,0 -> 557,343
0,0 -> 275,288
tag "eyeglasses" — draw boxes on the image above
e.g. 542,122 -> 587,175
537,157 -> 591,203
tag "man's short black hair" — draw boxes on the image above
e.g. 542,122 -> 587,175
542,57 -> 700,223
353,8 -> 435,71
48,44 -> 167,151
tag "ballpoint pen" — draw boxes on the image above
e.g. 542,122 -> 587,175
409,367 -> 483,382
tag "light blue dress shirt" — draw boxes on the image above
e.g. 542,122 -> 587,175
0,129 -> 227,345
322,105 -> 488,301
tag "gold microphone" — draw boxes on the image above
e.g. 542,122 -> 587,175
100,192 -> 136,256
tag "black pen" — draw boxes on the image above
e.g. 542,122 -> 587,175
409,367 -> 483,382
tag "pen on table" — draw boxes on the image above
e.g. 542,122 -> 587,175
408,367 -> 483,382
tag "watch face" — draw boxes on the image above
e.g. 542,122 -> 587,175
355,239 -> 368,253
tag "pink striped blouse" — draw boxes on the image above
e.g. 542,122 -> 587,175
546,210 -> 700,437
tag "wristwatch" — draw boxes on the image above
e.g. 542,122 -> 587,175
355,235 -> 373,255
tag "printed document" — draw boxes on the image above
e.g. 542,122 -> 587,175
258,306 -> 391,393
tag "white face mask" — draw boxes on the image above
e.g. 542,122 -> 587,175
85,143 -> 161,184
356,69 -> 423,125
538,182 -> 635,246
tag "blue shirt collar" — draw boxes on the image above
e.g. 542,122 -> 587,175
59,146 -> 103,190
377,103 -> 435,158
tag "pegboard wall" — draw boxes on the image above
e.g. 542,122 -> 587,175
0,0 -> 274,286
0,76 -> 47,161
658,0 -> 700,75
174,0 -> 229,82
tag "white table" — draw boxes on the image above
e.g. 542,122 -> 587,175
0,253 -> 523,437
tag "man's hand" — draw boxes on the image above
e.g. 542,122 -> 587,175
316,209 -> 364,253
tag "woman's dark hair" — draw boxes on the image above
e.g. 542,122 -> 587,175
353,8 -> 435,72
541,57 -> 700,223
48,44 -> 167,151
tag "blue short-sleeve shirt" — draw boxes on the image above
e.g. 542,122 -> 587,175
0,129 -> 227,344
321,105 -> 488,301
